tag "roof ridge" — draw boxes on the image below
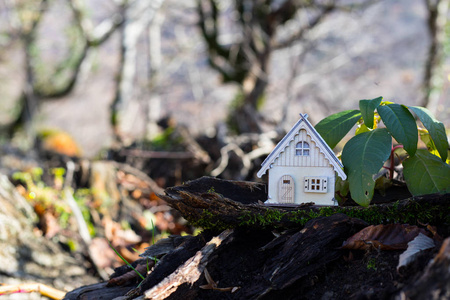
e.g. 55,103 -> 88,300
257,113 -> 346,180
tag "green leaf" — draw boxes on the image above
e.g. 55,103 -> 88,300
409,106 -> 449,162
377,104 -> 418,156
403,149 -> 450,195
315,109 -> 361,149
359,97 -> 382,129
342,128 -> 392,207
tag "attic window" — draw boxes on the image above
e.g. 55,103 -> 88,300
295,142 -> 310,156
304,176 -> 327,193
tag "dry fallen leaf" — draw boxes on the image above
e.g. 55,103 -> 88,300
397,233 -> 435,270
341,224 -> 430,250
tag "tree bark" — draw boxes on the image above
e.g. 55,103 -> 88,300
159,176 -> 450,230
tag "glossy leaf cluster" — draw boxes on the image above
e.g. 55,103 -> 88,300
315,97 -> 450,207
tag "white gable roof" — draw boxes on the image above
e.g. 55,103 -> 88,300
257,113 -> 346,180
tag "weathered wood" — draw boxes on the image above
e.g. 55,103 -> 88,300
241,214 -> 368,299
158,176 -> 273,229
63,282 -> 135,300
159,176 -> 450,229
144,229 -> 234,299
134,232 -> 211,295
63,213 -> 449,300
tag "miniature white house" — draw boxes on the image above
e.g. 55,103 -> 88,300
257,113 -> 346,206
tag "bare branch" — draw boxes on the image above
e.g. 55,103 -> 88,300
273,4 -> 335,49
68,0 -> 125,46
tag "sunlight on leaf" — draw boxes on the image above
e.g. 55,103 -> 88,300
355,123 -> 370,135
409,106 -> 449,162
419,129 -> 440,158
403,149 -> 450,196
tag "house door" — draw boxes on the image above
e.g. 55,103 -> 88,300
278,175 -> 295,203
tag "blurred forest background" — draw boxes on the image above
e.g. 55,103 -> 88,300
0,0 -> 449,297
0,0 -> 449,157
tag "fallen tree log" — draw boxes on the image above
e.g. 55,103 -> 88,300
65,177 -> 450,299
159,176 -> 450,230
65,214 -> 367,299
66,212 -> 450,299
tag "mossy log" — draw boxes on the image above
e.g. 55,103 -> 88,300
65,177 -> 450,299
159,176 -> 450,230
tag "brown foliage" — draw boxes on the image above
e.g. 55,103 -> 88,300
341,224 -> 432,251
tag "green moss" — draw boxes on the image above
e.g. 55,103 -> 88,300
239,209 -> 286,228
189,210 -> 230,231
366,258 -> 377,271
190,199 -> 449,231
285,200 -> 449,227
205,187 -> 223,197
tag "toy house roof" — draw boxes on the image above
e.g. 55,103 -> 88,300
257,113 -> 347,180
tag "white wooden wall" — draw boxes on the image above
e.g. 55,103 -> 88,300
267,166 -> 336,205
273,129 -> 329,167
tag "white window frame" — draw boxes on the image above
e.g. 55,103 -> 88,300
304,176 -> 328,193
295,141 -> 310,156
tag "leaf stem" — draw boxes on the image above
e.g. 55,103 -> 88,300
389,145 -> 404,179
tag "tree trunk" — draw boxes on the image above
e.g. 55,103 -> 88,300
421,0 -> 450,114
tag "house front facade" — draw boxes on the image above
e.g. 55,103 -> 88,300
257,114 -> 346,206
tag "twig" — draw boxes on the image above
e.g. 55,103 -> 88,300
200,268 -> 240,292
111,161 -> 165,195
64,161 -> 91,244
210,131 -> 276,178
144,229 -> 234,299
0,283 -> 66,300
210,143 -> 250,178
119,149 -> 194,159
